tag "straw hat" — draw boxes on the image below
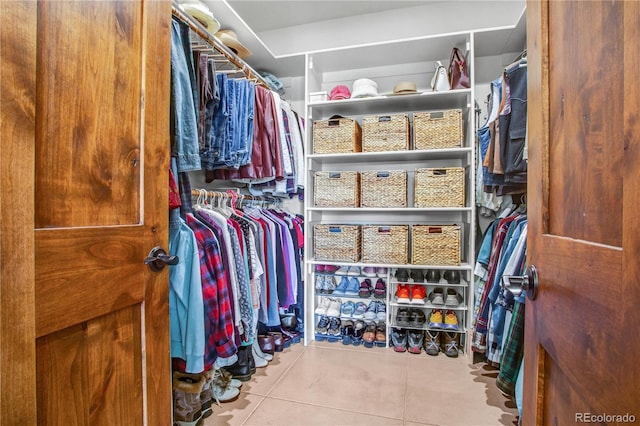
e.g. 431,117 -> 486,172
387,81 -> 420,96
216,29 -> 252,59
180,0 -> 220,33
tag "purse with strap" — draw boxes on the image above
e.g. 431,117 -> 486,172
431,61 -> 450,92
448,47 -> 470,89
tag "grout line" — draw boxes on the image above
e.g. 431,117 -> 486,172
262,395 -> 406,423
239,395 -> 267,426
262,344 -> 307,397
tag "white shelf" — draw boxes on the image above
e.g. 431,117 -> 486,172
308,90 -> 471,117
309,260 -> 473,270
308,207 -> 473,213
389,301 -> 469,311
389,280 -> 469,288
308,147 -> 472,163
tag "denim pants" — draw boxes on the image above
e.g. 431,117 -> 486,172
170,18 -> 201,172
202,73 -> 229,170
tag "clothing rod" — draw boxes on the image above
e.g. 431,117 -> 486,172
171,3 -> 270,90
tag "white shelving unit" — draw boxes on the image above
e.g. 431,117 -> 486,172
302,31 -> 482,356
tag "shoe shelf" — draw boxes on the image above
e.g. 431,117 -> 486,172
392,324 -> 468,334
308,207 -> 473,213
389,279 -> 469,288
389,301 -> 468,311
309,260 -> 473,270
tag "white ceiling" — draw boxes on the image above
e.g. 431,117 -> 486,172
225,1 -> 440,32
200,0 -> 526,78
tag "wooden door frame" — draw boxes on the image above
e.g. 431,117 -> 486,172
0,1 -> 38,424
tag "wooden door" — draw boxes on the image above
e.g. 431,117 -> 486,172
2,1 -> 172,424
525,1 -> 640,424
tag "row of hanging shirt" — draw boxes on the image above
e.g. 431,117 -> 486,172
470,203 -> 527,401
168,190 -> 304,374
476,56 -> 528,216
170,16 -> 305,200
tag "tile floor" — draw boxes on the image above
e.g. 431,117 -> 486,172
205,341 -> 519,426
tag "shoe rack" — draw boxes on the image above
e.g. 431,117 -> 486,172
303,31 -> 477,356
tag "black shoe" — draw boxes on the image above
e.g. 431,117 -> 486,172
443,270 -> 461,284
396,307 -> 411,326
395,268 -> 410,282
409,308 -> 426,327
391,328 -> 407,352
352,320 -> 366,346
224,346 -> 252,381
426,269 -> 441,283
410,269 -> 425,283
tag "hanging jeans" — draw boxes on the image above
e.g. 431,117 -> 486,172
170,18 -> 201,172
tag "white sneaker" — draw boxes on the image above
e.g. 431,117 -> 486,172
348,266 -> 361,276
445,288 -> 463,306
252,345 -> 268,368
252,340 -> 273,362
326,298 -> 342,317
335,266 -> 350,275
314,297 -> 331,315
213,384 -> 240,402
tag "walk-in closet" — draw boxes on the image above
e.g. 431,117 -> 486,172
2,1 -> 638,425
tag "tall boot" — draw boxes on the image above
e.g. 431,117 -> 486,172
223,346 -> 252,382
246,345 -> 257,374
172,371 -> 206,426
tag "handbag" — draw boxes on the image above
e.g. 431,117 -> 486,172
431,61 -> 450,92
448,47 -> 470,89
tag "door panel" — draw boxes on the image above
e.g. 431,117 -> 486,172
526,0 -> 640,424
31,1 -> 172,424
36,307 -> 143,425
35,1 -> 142,228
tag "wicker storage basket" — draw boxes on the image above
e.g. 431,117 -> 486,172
362,225 -> 409,264
411,225 -> 461,265
414,167 -> 465,207
362,114 -> 409,152
360,170 -> 407,207
314,171 -> 360,207
313,117 -> 362,154
314,225 -> 361,262
413,109 -> 463,150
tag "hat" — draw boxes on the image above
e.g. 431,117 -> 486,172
180,0 -> 220,33
387,81 -> 420,96
260,71 -> 285,95
216,29 -> 252,59
351,78 -> 379,98
329,85 -> 351,100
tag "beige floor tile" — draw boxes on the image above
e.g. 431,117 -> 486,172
243,397 -> 405,426
404,356 -> 518,426
204,392 -> 265,426
269,344 -> 408,419
241,343 -> 305,396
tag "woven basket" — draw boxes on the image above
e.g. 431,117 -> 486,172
411,225 -> 461,265
362,225 -> 409,264
313,117 -> 362,154
360,170 -> 407,207
414,167 -> 465,207
313,225 -> 361,262
362,114 -> 409,152
413,109 -> 463,150
314,171 -> 360,207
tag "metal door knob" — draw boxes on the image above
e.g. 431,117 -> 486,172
144,246 -> 178,272
501,265 -> 539,300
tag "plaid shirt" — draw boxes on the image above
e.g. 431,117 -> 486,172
185,214 -> 237,363
472,216 -> 516,352
496,297 -> 525,396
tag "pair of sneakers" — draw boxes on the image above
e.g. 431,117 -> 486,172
333,276 -> 360,295
315,297 -> 342,317
424,330 -> 460,357
390,328 -> 424,354
335,265 -> 361,276
315,275 -> 337,294
316,315 -> 341,342
428,309 -> 459,330
359,278 -> 387,298
363,300 -> 387,321
362,266 -> 389,277
395,284 -> 426,304
428,287 -> 463,306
